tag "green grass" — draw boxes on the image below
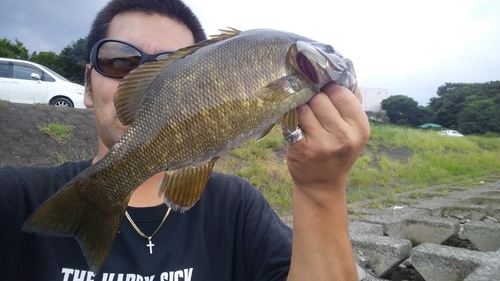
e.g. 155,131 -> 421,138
213,123 -> 500,213
37,123 -> 73,143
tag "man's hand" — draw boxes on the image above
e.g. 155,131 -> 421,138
286,83 -> 370,206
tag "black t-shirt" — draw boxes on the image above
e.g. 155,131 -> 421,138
0,160 -> 292,280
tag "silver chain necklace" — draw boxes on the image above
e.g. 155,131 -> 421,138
124,207 -> 171,254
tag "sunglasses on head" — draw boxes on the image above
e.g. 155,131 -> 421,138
89,39 -> 173,78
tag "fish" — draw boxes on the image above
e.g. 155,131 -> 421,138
22,28 -> 358,272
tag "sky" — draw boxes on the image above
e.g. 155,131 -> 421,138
1,0 -> 499,105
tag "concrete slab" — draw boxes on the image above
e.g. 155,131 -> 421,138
464,247 -> 500,281
463,220 -> 500,251
351,234 -> 412,277
441,205 -> 489,221
361,208 -> 429,238
410,243 -> 487,281
491,207 -> 500,221
349,221 -> 384,237
405,217 -> 460,245
462,196 -> 500,209
411,198 -> 460,217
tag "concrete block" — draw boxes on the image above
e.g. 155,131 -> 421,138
410,243 -> 487,281
411,198 -> 460,217
464,247 -> 500,281
349,221 -> 384,237
441,205 -> 489,221
351,234 -> 412,277
405,217 -> 460,245
463,220 -> 500,251
491,207 -> 500,221
463,196 -> 500,209
355,264 -> 367,281
464,262 -> 500,281
361,208 -> 429,238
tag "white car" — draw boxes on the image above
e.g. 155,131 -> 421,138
438,130 -> 464,137
0,58 -> 85,108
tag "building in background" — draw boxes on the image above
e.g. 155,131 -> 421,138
360,87 -> 388,112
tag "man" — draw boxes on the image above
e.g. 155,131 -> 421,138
0,0 -> 370,280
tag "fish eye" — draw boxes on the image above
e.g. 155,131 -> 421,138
325,45 -> 335,53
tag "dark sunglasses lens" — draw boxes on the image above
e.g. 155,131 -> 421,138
97,41 -> 142,77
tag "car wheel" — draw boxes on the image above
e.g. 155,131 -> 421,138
51,97 -> 74,108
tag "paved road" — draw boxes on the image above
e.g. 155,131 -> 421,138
0,102 -> 98,167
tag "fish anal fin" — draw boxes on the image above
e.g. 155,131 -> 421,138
257,124 -> 276,141
159,157 -> 219,212
278,109 -> 299,132
22,180 -> 127,273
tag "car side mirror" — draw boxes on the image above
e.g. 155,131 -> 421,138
31,73 -> 41,80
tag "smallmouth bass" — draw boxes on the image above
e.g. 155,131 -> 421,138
23,28 -> 358,272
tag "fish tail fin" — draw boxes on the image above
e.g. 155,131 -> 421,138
22,180 -> 126,273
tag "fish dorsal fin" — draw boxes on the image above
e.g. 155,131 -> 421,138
114,60 -> 171,125
159,157 -> 219,212
257,124 -> 276,141
210,27 -> 240,40
114,28 -> 241,126
278,109 -> 299,132
165,27 -> 240,60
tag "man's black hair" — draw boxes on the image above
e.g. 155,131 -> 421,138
85,0 -> 207,63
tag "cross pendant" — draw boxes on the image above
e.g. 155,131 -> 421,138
146,238 -> 154,254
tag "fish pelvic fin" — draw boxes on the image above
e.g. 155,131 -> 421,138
278,109 -> 299,132
159,157 -> 219,212
22,180 -> 127,273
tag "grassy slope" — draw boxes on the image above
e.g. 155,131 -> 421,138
213,123 -> 500,214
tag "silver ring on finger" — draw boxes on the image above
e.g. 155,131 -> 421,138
282,127 -> 305,144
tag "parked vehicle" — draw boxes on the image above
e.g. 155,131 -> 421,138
0,58 -> 85,108
438,130 -> 464,137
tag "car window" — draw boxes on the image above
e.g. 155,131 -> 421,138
0,62 -> 11,78
13,64 -> 43,80
42,66 -> 69,82
41,72 -> 55,82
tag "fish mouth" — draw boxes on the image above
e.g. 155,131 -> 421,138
296,41 -> 357,92
296,52 -> 318,84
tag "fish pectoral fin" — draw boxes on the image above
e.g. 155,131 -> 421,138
159,157 -> 219,212
114,60 -> 171,125
278,109 -> 299,132
22,180 -> 127,273
257,124 -> 276,141
260,74 -> 303,103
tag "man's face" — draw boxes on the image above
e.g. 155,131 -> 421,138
84,12 -> 195,156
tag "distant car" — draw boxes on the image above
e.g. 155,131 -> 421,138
0,57 -> 85,108
438,130 -> 464,137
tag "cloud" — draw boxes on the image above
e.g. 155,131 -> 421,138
1,0 -> 498,106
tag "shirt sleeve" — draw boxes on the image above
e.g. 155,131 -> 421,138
0,160 -> 92,280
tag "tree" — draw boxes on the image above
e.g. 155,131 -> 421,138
30,51 -> 64,74
58,38 -> 87,85
458,96 -> 500,134
0,38 -> 29,60
430,81 -> 500,134
381,95 -> 419,125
